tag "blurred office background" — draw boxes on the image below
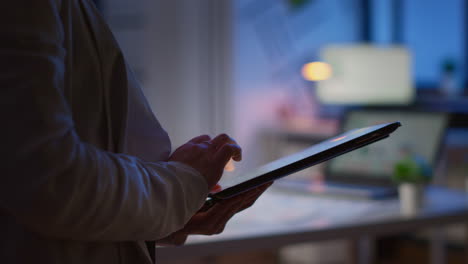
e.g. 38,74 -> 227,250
95,0 -> 468,263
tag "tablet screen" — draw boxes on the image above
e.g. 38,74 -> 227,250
217,123 -> 397,192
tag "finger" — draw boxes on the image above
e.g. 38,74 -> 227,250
201,194 -> 246,221
238,197 -> 258,212
189,135 -> 212,144
210,134 -> 236,148
211,134 -> 242,161
211,202 -> 245,234
255,181 -> 273,192
219,189 -> 261,213
186,204 -> 239,235
214,144 -> 242,166
199,141 -> 214,150
229,181 -> 271,199
202,186 -> 262,216
235,184 -> 272,212
186,186 -> 272,236
189,193 -> 255,235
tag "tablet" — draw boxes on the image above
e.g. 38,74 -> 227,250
205,122 -> 401,207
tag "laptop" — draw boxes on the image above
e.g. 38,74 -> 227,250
275,109 -> 448,199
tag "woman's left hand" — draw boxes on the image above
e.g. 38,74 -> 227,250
156,182 -> 272,246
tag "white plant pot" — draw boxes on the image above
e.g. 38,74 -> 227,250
399,183 -> 425,216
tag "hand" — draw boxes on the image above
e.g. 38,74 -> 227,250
169,134 -> 242,189
156,182 -> 272,246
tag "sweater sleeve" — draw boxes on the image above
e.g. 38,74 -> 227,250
0,0 -> 208,241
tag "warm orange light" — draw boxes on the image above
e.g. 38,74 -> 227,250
224,159 -> 235,172
302,62 -> 332,81
211,184 -> 222,193
331,136 -> 346,142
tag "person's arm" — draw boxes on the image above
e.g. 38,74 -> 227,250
0,0 -> 208,241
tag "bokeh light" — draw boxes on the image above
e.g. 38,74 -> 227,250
224,159 -> 236,172
301,62 -> 333,81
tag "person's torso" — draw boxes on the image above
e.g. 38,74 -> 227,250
1,0 -> 168,263
63,0 -> 171,161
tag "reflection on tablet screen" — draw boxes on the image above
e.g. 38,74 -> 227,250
217,124 -> 387,190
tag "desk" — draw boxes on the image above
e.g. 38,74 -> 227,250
156,186 -> 468,263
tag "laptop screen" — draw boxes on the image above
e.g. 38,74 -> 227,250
327,110 -> 448,181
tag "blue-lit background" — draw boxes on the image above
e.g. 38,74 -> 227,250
95,1 -> 468,263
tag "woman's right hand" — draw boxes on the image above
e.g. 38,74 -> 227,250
168,134 -> 242,189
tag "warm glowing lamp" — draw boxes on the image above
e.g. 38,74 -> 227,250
301,62 -> 333,81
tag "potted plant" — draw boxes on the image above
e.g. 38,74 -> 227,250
392,147 -> 432,215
